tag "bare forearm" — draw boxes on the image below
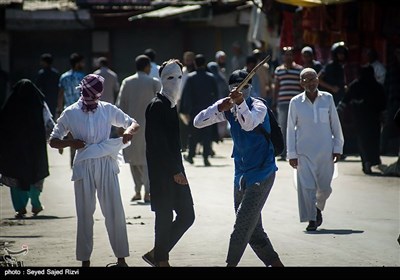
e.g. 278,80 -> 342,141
49,138 -> 75,149
121,121 -> 140,144
125,121 -> 140,134
50,137 -> 86,149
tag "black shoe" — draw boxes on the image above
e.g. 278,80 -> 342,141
306,221 -> 318,231
15,208 -> 27,219
184,155 -> 194,164
142,252 -> 156,267
362,162 -> 372,174
210,150 -> 215,157
204,158 -> 211,167
316,208 -> 323,227
32,206 -> 44,217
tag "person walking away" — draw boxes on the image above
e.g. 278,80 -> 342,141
36,53 -> 60,118
94,57 -> 120,104
144,48 -> 160,80
337,65 -> 385,174
116,55 -> 161,203
180,54 -> 218,166
178,51 -> 196,152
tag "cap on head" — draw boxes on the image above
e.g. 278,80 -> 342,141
215,51 -> 226,60
301,46 -> 313,55
228,69 -> 251,85
331,41 -> 348,57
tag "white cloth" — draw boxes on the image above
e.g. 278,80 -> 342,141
116,71 -> 161,165
193,98 -> 266,132
51,100 -> 135,180
93,67 -> 120,104
43,101 -> 55,140
50,100 -> 134,260
287,91 -> 344,222
160,62 -> 183,108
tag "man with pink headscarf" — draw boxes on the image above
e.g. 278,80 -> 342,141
49,74 -> 139,267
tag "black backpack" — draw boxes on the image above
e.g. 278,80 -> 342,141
252,97 -> 284,157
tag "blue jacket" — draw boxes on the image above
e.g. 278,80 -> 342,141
225,98 -> 277,188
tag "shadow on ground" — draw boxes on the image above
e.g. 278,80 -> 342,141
0,235 -> 43,238
305,229 -> 364,235
6,215 -> 74,221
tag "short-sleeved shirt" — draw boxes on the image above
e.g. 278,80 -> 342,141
274,63 -> 303,105
59,70 -> 85,108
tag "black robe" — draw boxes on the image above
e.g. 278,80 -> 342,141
0,79 -> 49,190
341,66 -> 386,166
145,93 -> 189,211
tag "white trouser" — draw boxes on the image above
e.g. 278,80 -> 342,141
297,155 -> 333,223
74,156 -> 129,261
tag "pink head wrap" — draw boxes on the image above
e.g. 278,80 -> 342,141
77,74 -> 104,112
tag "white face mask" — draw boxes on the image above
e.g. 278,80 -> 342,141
229,84 -> 252,100
160,62 -> 182,108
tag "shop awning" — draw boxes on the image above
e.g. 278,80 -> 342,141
275,0 -> 355,7
128,5 -> 201,21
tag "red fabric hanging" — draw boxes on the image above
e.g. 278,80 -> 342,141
280,11 -> 294,48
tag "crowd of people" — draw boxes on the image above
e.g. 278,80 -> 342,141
0,40 -> 399,267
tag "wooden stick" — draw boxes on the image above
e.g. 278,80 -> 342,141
236,55 -> 271,92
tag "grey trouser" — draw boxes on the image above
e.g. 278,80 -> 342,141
129,164 -> 150,194
226,172 -> 280,266
277,103 -> 289,158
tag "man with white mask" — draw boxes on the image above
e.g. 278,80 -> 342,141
194,69 -> 284,267
143,59 -> 195,267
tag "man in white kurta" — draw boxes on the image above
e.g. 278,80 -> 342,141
116,55 -> 161,202
50,74 -> 139,266
287,68 -> 344,231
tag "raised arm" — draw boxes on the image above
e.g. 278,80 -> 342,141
193,98 -> 229,128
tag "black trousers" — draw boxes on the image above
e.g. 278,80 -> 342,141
188,124 -> 212,159
154,184 -> 195,262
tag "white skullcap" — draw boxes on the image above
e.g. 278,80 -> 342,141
215,51 -> 226,60
301,46 -> 313,54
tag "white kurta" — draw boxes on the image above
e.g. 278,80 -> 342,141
51,100 -> 135,261
287,91 -> 344,223
116,72 -> 161,165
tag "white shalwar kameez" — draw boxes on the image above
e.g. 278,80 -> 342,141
51,100 -> 135,261
287,91 -> 344,223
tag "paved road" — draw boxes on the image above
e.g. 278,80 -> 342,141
0,139 -> 399,267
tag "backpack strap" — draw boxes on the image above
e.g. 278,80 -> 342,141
251,97 -> 271,140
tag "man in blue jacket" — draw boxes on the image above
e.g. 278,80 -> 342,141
194,70 -> 284,267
